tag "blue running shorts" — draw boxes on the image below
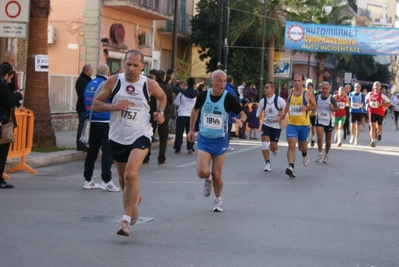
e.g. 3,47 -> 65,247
197,133 -> 229,157
286,124 -> 310,142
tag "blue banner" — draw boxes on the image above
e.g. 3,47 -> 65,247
284,21 -> 399,55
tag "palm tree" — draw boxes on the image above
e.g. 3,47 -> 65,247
23,0 -> 56,149
287,0 -> 353,86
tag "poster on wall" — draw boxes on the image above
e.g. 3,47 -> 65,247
35,55 -> 48,72
274,52 -> 291,79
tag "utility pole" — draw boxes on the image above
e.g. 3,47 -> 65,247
223,0 -> 229,72
259,0 -> 267,94
171,0 -> 179,70
217,0 -> 224,69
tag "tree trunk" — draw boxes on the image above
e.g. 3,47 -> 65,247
315,52 -> 327,89
24,0 -> 56,149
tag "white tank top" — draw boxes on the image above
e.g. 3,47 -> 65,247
109,74 -> 153,145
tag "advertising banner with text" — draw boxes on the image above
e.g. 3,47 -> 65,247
284,21 -> 399,55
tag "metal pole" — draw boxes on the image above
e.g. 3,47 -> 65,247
306,52 -> 311,79
217,0 -> 223,69
223,0 -> 229,72
259,0 -> 267,93
171,0 -> 179,70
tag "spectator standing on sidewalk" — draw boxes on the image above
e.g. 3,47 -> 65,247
82,64 -> 120,192
92,49 -> 166,237
75,64 -> 93,152
173,77 -> 197,154
155,70 -> 174,166
0,51 -> 19,92
0,64 -> 23,189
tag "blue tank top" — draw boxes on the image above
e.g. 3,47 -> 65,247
349,92 -> 364,114
199,90 -> 229,139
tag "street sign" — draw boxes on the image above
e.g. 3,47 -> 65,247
274,52 -> 291,79
0,0 -> 30,23
35,55 -> 49,72
344,72 -> 352,84
0,22 -> 26,37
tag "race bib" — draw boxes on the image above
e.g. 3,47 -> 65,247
351,102 -> 360,109
337,102 -> 346,109
289,105 -> 303,116
369,101 -> 378,108
118,106 -> 142,126
203,113 -> 223,129
318,112 -> 329,118
264,115 -> 276,124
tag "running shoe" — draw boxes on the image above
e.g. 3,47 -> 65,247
323,155 -> 329,163
263,162 -> 272,172
212,199 -> 223,212
285,166 -> 296,178
337,142 -> 342,147
130,194 -> 142,225
100,181 -> 121,192
349,135 -> 354,144
377,133 -> 382,141
310,139 -> 315,147
272,150 -> 278,156
361,126 -> 365,132
227,147 -> 234,151
370,140 -> 376,147
83,180 -> 100,190
203,176 -> 213,197
117,219 -> 130,237
315,154 -> 323,163
354,138 -> 358,145
303,155 -> 310,167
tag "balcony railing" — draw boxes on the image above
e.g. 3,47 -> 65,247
158,14 -> 192,35
103,0 -> 174,20
338,0 -> 357,15
357,8 -> 372,21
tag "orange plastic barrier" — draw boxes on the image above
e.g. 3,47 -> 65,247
3,109 -> 36,178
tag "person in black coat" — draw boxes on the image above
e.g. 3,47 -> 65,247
75,64 -> 93,151
0,64 -> 23,188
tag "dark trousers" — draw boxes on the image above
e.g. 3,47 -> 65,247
239,121 -> 248,138
174,116 -> 194,152
76,111 -> 87,149
344,108 -> 350,135
83,122 -> 113,183
0,143 -> 10,183
157,114 -> 171,164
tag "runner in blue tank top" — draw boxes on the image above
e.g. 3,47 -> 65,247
188,70 -> 246,212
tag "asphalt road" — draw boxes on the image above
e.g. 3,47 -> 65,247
1,121 -> 399,267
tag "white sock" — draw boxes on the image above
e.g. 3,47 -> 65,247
215,197 -> 222,202
337,129 -> 342,143
122,215 -> 131,223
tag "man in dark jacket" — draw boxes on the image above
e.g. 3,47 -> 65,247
155,70 -> 174,165
75,64 -> 93,151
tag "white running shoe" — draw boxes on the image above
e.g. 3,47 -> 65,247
315,154 -> 323,163
354,138 -> 358,145
203,176 -> 213,197
303,155 -> 310,167
285,166 -> 295,178
349,135 -> 354,144
212,199 -> 223,212
263,162 -> 272,172
227,147 -> 234,151
272,150 -> 278,156
323,155 -> 329,163
83,180 -> 100,190
100,181 -> 121,192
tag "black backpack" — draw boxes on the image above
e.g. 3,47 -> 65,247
263,95 -> 282,111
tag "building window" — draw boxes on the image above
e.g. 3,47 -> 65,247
107,58 -> 122,74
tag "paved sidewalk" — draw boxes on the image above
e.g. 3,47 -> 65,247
5,130 -> 175,175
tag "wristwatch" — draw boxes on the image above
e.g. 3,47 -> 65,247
158,110 -> 164,115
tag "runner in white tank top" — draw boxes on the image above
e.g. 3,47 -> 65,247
92,50 -> 167,237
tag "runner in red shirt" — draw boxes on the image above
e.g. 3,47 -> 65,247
365,81 -> 391,147
333,87 -> 348,147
